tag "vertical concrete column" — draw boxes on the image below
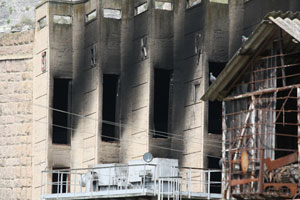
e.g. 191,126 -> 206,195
228,0 -> 244,58
119,0 -> 151,162
32,2 -> 51,199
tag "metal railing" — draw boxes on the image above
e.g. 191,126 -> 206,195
41,164 -> 221,199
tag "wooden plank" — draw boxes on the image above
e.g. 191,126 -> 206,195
230,178 -> 258,186
265,152 -> 298,171
224,83 -> 300,101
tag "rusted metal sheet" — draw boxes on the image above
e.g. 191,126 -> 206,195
265,152 -> 298,171
230,178 -> 258,186
269,16 -> 300,43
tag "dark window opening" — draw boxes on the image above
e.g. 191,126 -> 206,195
53,78 -> 71,144
90,45 -> 96,66
194,83 -> 200,103
153,69 -> 172,138
275,89 -> 298,159
52,168 -> 70,194
208,62 -> 226,134
102,74 -> 119,142
207,156 -> 221,193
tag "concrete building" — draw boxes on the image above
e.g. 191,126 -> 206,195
0,0 -> 300,199
32,0 -> 227,199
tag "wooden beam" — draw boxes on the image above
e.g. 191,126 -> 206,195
230,178 -> 258,186
265,152 -> 298,171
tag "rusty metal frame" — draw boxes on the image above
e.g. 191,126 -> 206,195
223,27 -> 300,199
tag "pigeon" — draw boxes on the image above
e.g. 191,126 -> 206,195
210,72 -> 216,83
242,35 -> 248,43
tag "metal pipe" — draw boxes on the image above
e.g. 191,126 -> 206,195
66,173 -> 68,193
60,172 -> 63,194
73,170 -> 76,194
208,170 -> 211,200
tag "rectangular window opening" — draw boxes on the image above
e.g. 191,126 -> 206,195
86,10 -> 97,23
53,78 -> 71,144
208,62 -> 226,134
90,45 -> 96,66
53,15 -> 72,25
155,1 -> 173,11
102,74 -> 119,142
38,16 -> 47,30
186,0 -> 202,9
209,0 -> 228,4
134,2 -> 148,16
153,69 -> 172,138
141,37 -> 148,60
103,8 -> 122,19
194,82 -> 200,103
52,168 -> 70,194
207,157 -> 221,194
275,89 -> 298,159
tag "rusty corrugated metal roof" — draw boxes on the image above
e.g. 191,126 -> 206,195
201,11 -> 300,101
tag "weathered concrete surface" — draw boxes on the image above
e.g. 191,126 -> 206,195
0,30 -> 34,200
1,1 -> 300,199
228,0 -> 300,58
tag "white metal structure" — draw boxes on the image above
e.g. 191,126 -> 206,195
41,158 -> 221,200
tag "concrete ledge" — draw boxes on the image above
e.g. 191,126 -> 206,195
0,54 -> 33,61
35,0 -> 89,9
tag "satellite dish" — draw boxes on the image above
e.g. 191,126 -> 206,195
143,152 -> 153,163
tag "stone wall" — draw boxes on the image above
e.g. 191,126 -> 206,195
0,30 -> 34,200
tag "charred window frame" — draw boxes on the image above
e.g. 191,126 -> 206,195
53,15 -> 72,25
209,0 -> 228,4
208,62 -> 226,134
155,1 -> 173,11
37,16 -> 47,30
153,69 -> 173,138
102,74 -> 120,142
194,81 -> 201,103
134,2 -> 148,16
52,168 -> 70,194
52,78 -> 72,145
86,10 -> 97,23
103,8 -> 122,19
141,36 -> 148,60
195,32 -> 202,64
90,44 -> 96,66
186,0 -> 202,9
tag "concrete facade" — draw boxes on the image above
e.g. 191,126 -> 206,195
31,0 -> 227,198
0,0 -> 300,199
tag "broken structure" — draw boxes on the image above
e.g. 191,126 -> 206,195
202,11 -> 300,200
1,0 -> 300,199
32,0 -> 228,199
